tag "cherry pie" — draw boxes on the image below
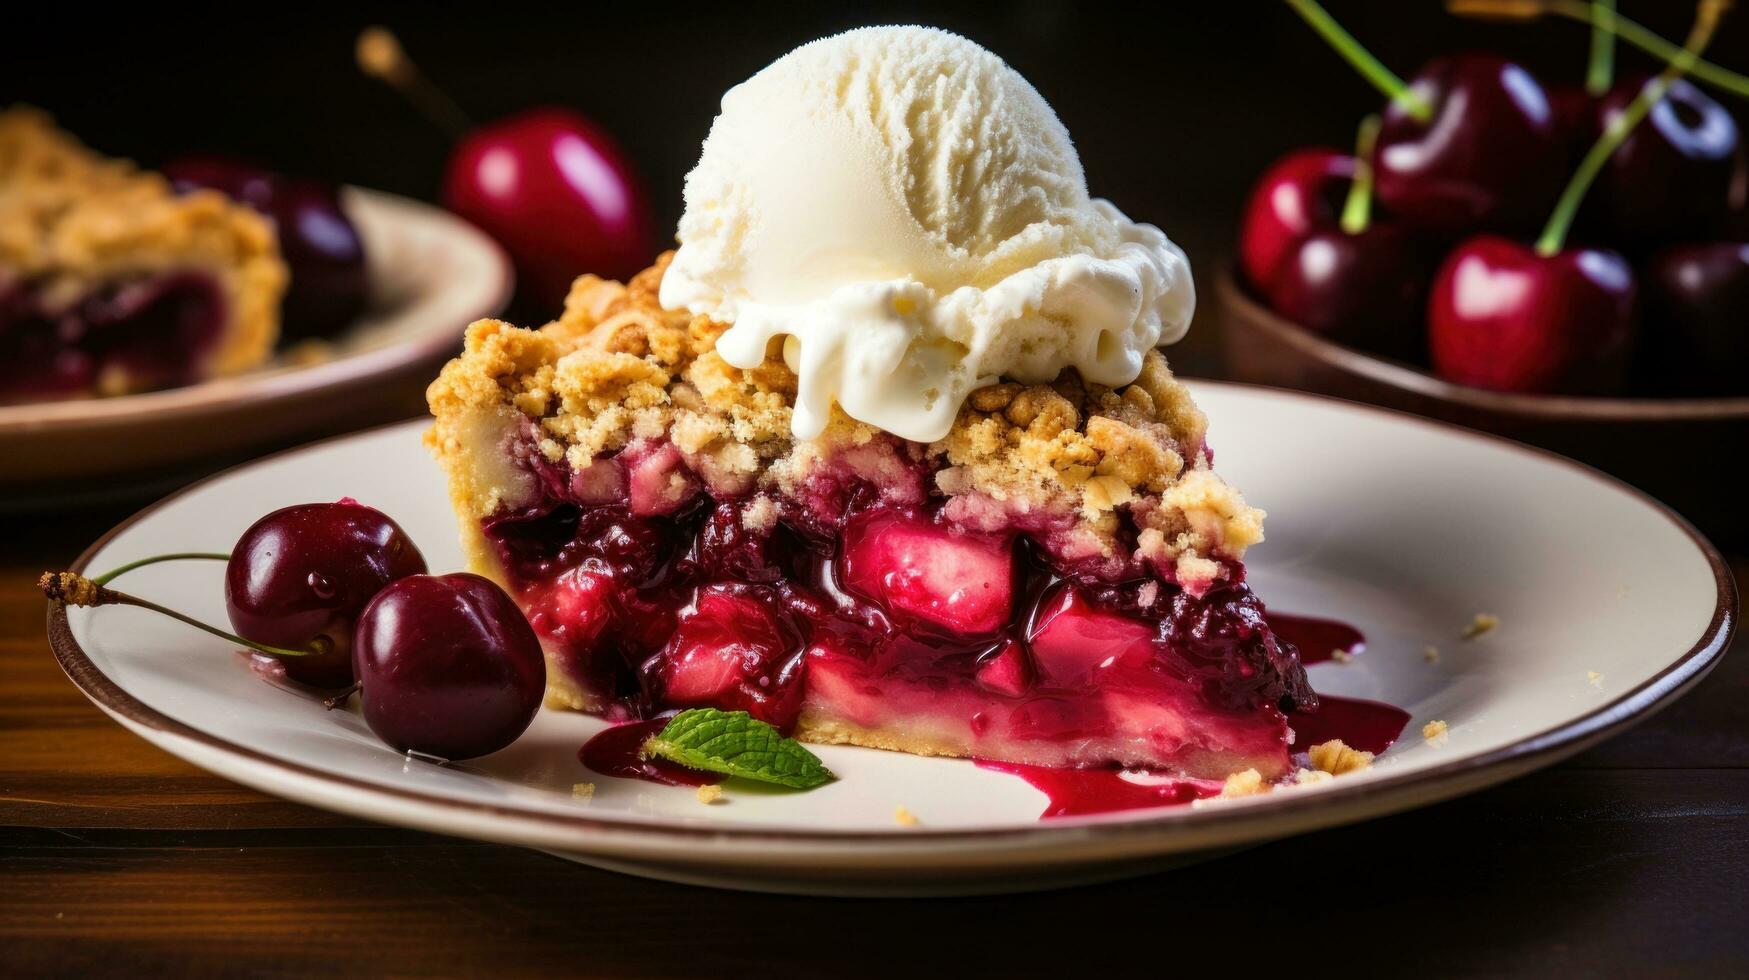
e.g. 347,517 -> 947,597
428,256 -> 1314,780
0,107 -> 286,403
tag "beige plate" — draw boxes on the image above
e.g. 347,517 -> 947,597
46,386 -> 1736,896
0,188 -> 510,503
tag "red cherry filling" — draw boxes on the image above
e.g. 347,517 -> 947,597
0,270 -> 228,403
645,584 -> 804,726
1027,586 -> 1154,685
480,434 -> 1314,775
839,511 -> 1014,637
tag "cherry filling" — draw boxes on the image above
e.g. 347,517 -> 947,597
0,270 -> 228,402
482,433 -> 1316,775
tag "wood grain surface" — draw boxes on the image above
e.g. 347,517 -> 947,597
2,506 -> 1744,977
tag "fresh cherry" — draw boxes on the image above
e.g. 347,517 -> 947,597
1264,224 -> 1430,359
225,499 -> 427,688
443,108 -> 655,310
163,157 -> 370,341
357,29 -> 656,312
1644,242 -> 1749,392
1375,54 -> 1568,236
1547,83 -> 1601,155
1586,76 -> 1742,244
352,572 -> 545,760
1237,147 -> 1356,291
1428,235 -> 1637,393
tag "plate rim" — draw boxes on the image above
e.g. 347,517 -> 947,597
0,187 -> 513,434
43,382 -> 1738,847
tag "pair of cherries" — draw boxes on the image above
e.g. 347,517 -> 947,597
1248,3 -> 1746,395
70,500 -> 544,760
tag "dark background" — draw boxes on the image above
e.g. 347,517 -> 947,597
9,1 -> 1746,373
5,6 -> 1748,975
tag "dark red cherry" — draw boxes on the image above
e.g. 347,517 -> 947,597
353,573 -> 545,760
1374,54 -> 1567,236
1263,225 -> 1430,360
443,108 -> 655,311
164,157 -> 370,341
225,500 -> 426,688
1546,83 -> 1599,154
1237,147 -> 1356,291
1587,77 -> 1743,244
1428,235 -> 1636,394
1644,242 -> 1749,393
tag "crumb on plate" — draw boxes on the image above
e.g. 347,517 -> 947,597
1422,719 -> 1449,744
1461,613 -> 1499,640
696,784 -> 724,805
572,782 -> 596,801
1424,645 -> 1441,664
1220,768 -> 1266,798
893,805 -> 920,827
1309,739 -> 1375,775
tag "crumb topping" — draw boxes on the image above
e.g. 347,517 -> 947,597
0,107 -> 286,383
427,254 -> 1264,577
1308,739 -> 1374,775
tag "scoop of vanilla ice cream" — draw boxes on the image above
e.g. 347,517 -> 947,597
660,26 -> 1195,443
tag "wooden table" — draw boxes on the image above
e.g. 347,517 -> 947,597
3,505 -> 1744,977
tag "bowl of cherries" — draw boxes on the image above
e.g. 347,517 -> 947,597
1221,0 -> 1749,540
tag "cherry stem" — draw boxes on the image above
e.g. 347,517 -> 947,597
1535,0 -> 1724,256
91,552 -> 229,587
1587,0 -> 1616,95
1339,114 -> 1383,235
356,26 -> 473,139
39,571 -> 323,661
1285,0 -> 1435,123
1449,0 -> 1749,101
323,683 -> 361,710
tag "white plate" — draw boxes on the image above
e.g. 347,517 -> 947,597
47,384 -> 1735,896
0,188 -> 510,497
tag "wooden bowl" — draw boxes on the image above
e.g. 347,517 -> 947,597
1215,267 -> 1749,544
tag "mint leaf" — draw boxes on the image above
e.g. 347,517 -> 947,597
644,709 -> 835,790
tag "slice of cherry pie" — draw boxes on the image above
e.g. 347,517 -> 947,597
0,107 -> 286,403
427,255 -> 1314,780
